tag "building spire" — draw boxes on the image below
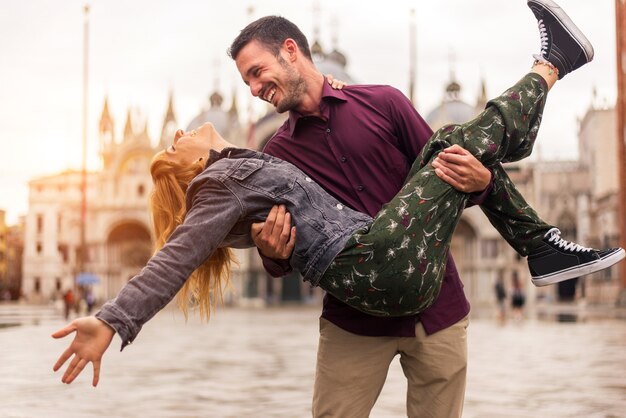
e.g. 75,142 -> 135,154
448,48 -> 457,83
408,8 -> 417,106
123,109 -> 133,141
330,15 -> 339,51
312,0 -> 321,44
229,88 -> 239,120
310,0 -> 324,60
99,96 -> 114,141
165,90 -> 175,123
476,75 -> 488,110
98,96 -> 115,167
159,91 -> 177,147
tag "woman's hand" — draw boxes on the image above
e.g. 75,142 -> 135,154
52,316 -> 115,387
326,74 -> 348,90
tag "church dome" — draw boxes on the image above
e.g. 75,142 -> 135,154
425,80 -> 478,131
186,110 -> 231,135
315,46 -> 354,84
326,49 -> 347,68
186,90 -> 239,136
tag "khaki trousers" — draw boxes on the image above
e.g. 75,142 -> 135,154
312,316 -> 469,418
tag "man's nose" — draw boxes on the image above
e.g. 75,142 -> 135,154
250,80 -> 263,97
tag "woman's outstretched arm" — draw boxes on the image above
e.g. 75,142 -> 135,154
51,178 -> 243,385
51,316 -> 115,386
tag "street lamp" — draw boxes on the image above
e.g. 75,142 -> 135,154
77,4 -> 90,287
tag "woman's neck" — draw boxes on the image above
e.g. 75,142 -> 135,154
210,135 -> 239,153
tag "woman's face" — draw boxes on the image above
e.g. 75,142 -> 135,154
164,123 -> 215,165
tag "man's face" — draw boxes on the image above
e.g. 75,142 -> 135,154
235,40 -> 306,113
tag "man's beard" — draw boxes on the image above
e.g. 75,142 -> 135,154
274,56 -> 306,113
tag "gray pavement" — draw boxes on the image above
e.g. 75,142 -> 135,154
0,302 -> 625,418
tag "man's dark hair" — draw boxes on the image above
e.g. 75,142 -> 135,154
228,16 -> 312,61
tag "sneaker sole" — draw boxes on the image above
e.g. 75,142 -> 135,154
528,0 -> 594,62
532,248 -> 625,286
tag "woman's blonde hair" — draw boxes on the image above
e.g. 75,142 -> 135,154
149,151 -> 237,320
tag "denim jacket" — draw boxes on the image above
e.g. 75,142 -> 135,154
96,147 -> 372,349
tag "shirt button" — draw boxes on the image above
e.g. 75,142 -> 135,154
305,177 -> 313,182
326,128 -> 331,133
340,156 -> 347,163
357,185 -> 365,192
336,204 -> 344,210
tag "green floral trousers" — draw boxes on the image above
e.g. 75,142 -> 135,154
319,73 -> 554,317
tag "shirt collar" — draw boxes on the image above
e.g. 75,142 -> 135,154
286,76 -> 349,137
206,147 -> 258,167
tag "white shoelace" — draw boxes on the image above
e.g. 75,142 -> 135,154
532,19 -> 549,61
545,228 -> 592,253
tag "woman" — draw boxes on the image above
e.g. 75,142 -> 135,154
53,41 -> 625,389
137,68 -> 622,321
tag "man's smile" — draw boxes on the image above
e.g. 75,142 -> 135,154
261,84 -> 277,104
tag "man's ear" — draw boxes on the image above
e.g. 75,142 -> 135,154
283,38 -> 299,62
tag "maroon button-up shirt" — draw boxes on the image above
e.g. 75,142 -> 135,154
262,80 -> 488,337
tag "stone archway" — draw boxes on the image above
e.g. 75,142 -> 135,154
104,221 -> 153,297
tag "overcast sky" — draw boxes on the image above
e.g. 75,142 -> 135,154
0,0 -> 617,224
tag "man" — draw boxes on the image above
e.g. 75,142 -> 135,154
228,15 -> 492,418
227,0 -> 605,414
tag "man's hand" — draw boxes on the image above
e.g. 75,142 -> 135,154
432,144 -> 491,193
52,316 -> 115,387
251,205 -> 296,260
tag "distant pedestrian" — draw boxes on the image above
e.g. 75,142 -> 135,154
494,277 -> 507,323
85,291 -> 96,314
511,274 -> 526,321
63,289 -> 75,320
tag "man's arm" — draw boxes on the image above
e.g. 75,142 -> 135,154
432,144 -> 493,199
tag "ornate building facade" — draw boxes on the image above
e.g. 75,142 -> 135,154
23,170 -> 98,302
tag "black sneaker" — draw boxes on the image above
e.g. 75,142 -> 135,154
528,228 -> 625,286
527,0 -> 594,79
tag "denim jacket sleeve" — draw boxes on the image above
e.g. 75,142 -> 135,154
96,178 -> 242,350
